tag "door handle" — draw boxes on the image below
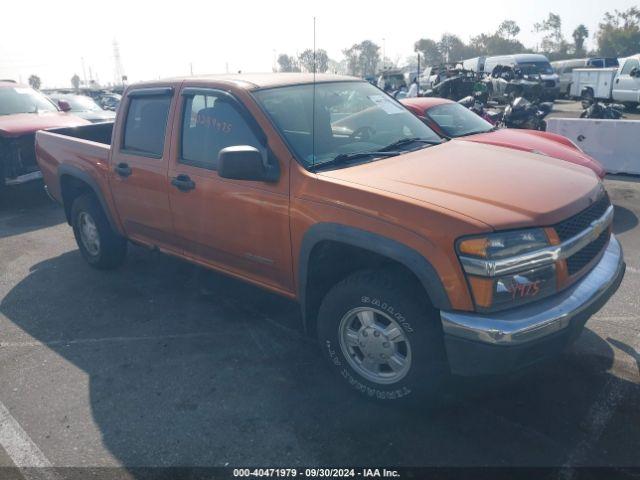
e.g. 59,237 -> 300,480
616,79 -> 620,84
171,174 -> 196,192
114,162 -> 132,177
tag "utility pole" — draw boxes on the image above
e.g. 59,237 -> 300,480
81,57 -> 87,86
190,62 -> 193,76
382,38 -> 386,70
113,39 -> 125,85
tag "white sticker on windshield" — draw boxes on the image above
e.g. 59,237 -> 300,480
368,95 -> 404,114
13,88 -> 31,94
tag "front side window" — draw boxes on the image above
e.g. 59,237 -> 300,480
122,95 -> 171,157
253,81 -> 441,169
621,59 -> 639,75
425,103 -> 494,137
0,86 -> 58,115
180,93 -> 262,170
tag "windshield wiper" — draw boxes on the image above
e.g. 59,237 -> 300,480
310,151 -> 401,172
380,137 -> 443,151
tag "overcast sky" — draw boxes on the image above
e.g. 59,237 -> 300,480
1,0 -> 638,88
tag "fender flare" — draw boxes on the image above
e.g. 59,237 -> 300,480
57,164 -> 119,232
298,223 -> 452,314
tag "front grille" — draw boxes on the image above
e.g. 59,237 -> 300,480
554,193 -> 611,242
566,230 -> 610,275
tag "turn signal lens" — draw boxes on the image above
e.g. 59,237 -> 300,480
458,237 -> 489,257
467,276 -> 494,308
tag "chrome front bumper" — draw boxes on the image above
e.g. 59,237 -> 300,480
441,235 -> 625,375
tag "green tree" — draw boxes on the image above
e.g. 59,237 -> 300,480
437,33 -> 469,62
534,13 -> 569,57
497,20 -> 521,39
414,38 -> 443,66
572,24 -> 589,55
277,54 -> 299,73
28,75 -> 41,90
469,20 -> 527,56
71,74 -> 80,90
298,49 -> 329,73
596,7 -> 640,57
342,40 -> 380,76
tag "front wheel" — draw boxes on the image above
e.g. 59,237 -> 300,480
317,270 -> 448,401
71,193 -> 127,269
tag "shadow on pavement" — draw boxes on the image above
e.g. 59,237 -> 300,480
0,181 -> 65,239
612,205 -> 639,235
1,246 -> 639,470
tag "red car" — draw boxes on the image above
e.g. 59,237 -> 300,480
1,81 -> 89,192
400,97 -> 606,178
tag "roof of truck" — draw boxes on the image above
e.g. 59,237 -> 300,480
139,73 -> 361,91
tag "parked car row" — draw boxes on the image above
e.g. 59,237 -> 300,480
0,81 -> 91,191
31,73 -> 623,402
48,93 -> 116,123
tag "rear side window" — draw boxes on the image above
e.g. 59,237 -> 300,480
180,92 -> 262,170
122,95 -> 171,157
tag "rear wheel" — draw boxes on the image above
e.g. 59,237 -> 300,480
71,193 -> 127,269
317,269 -> 448,402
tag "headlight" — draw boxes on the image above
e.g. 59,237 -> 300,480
457,229 -> 557,312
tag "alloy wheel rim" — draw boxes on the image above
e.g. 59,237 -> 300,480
78,212 -> 100,256
338,307 -> 412,385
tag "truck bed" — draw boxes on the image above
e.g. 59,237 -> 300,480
35,122 -> 114,205
570,68 -> 617,99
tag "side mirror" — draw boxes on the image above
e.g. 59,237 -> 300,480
631,68 -> 640,78
217,145 -> 279,182
58,100 -> 72,112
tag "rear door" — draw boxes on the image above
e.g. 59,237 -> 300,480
613,58 -> 640,102
166,86 -> 293,293
108,87 -> 178,249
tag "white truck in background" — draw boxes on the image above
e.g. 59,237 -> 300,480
571,55 -> 640,109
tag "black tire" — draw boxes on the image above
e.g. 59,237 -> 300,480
317,269 -> 448,402
70,193 -> 127,269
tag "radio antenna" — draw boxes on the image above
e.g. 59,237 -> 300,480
312,16 -> 316,168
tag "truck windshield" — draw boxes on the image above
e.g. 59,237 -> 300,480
518,62 -> 554,75
0,86 -> 59,115
253,81 -> 441,169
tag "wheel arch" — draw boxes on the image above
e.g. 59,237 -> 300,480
57,165 -> 119,232
298,223 -> 451,336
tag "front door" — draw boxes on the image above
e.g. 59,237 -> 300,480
167,87 -> 293,293
614,58 -> 640,102
109,88 -> 177,249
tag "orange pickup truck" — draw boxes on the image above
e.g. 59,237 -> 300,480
35,74 -> 625,401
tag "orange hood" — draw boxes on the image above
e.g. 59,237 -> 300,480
318,140 -> 603,231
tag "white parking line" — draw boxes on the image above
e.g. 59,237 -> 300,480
0,401 -> 59,480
